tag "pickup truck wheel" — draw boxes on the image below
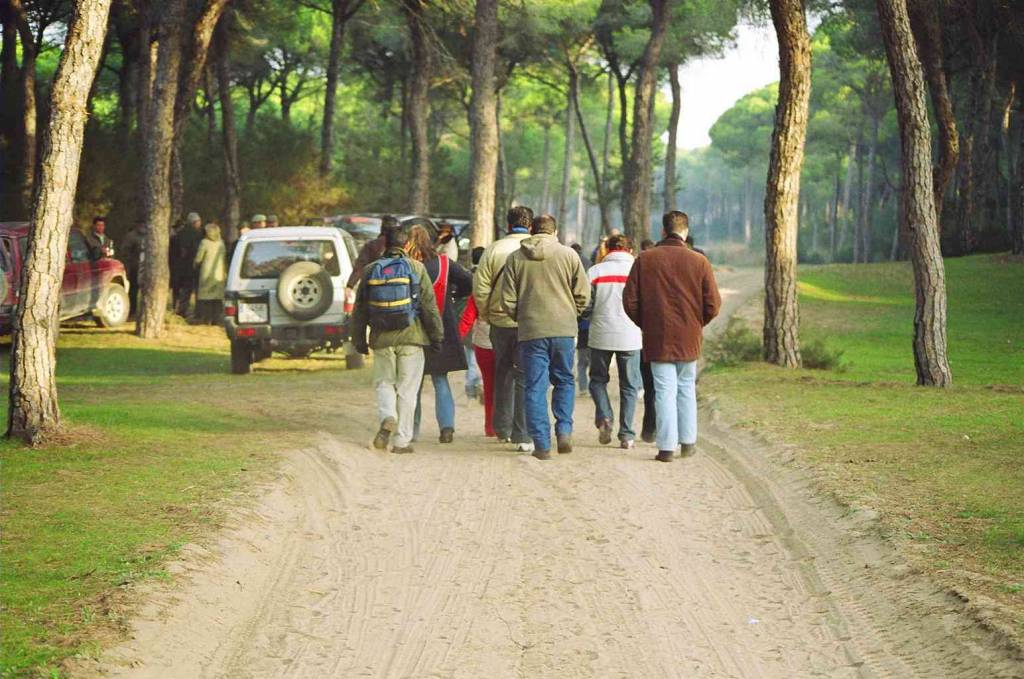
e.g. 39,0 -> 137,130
230,340 -> 253,374
277,262 -> 333,321
95,285 -> 130,328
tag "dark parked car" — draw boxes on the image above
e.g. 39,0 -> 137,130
0,222 -> 131,334
322,213 -> 439,249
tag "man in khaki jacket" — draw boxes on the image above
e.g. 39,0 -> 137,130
497,215 -> 590,459
472,206 -> 534,450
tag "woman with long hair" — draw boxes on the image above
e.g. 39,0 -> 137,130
406,225 -> 473,443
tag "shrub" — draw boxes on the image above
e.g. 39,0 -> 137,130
708,318 -> 762,366
801,338 -> 846,371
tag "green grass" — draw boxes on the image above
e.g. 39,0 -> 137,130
704,254 -> 1024,634
0,324 -> 364,677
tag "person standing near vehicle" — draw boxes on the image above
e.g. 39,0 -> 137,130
193,223 -> 227,325
350,225 -> 444,454
346,215 -> 396,291
497,214 -> 589,460
84,216 -> 114,259
623,211 -> 721,463
406,225 -> 473,444
586,233 -> 643,449
473,206 -> 534,450
120,219 -> 147,317
172,212 -> 203,317
266,214 -> 280,229
249,213 -> 267,230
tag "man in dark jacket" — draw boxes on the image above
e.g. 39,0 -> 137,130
346,215 -> 398,290
623,211 -> 721,463
171,213 -> 203,316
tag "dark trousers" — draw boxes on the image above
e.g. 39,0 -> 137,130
489,325 -> 528,443
641,359 -> 657,438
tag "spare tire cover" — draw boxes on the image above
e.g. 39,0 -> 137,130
277,261 -> 333,321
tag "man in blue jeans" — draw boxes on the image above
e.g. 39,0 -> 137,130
622,211 -> 721,462
497,215 -> 590,459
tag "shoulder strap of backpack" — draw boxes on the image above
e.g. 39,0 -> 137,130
433,255 -> 449,315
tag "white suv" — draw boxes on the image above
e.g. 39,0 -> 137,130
223,226 -> 360,374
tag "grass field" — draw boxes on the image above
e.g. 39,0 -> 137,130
703,254 -> 1024,637
0,322 -> 366,677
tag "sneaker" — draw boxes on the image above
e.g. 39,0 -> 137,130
619,439 -> 635,450
373,417 -> 396,450
392,445 -> 415,454
439,428 -> 454,444
655,450 -> 673,463
679,443 -> 697,458
557,434 -> 573,454
597,418 -> 612,445
641,430 -> 656,444
516,442 -> 535,453
532,449 -> 552,460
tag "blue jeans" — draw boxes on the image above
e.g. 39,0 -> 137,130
650,361 -> 698,451
465,345 -> 482,396
588,349 -> 641,441
413,373 -> 456,439
519,337 -> 576,452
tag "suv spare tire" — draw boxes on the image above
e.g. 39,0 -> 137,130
277,261 -> 333,321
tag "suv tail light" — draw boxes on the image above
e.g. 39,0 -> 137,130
224,304 -> 237,317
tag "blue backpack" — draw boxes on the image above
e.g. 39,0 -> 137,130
366,256 -> 420,332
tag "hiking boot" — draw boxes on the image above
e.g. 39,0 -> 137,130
532,449 -> 552,460
516,442 -> 535,453
373,417 -> 397,450
641,430 -> 656,444
655,450 -> 674,463
619,439 -> 635,450
391,445 -> 415,454
679,443 -> 697,458
597,418 -> 612,445
439,428 -> 454,444
557,434 -> 573,454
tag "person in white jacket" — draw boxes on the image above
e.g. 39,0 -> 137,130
586,234 -> 644,448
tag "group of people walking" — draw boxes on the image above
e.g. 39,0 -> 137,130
349,207 -> 721,462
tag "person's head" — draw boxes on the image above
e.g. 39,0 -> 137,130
506,206 -> 534,234
383,224 -> 409,250
570,243 -> 582,254
238,222 -> 251,236
608,227 -> 621,237
530,214 -> 557,236
250,213 -> 266,229
204,223 -> 221,241
662,210 -> 689,239
471,246 -> 485,266
438,221 -> 453,236
266,214 -> 279,228
380,214 -> 400,231
187,212 -> 201,228
405,224 -> 436,262
606,233 -> 632,253
640,238 -> 655,251
92,216 -> 106,234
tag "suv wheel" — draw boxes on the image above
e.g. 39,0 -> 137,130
95,284 -> 130,328
277,262 -> 334,321
230,339 -> 254,374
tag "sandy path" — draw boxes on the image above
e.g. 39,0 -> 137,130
83,269 -> 1019,678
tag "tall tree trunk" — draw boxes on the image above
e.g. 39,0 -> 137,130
403,0 -> 430,214
558,74 -> 577,234
0,3 -> 23,217
539,124 -> 551,213
830,170 -> 840,260
956,7 -> 995,254
320,0 -> 356,177
615,70 -> 629,179
839,139 -> 857,254
570,64 -> 611,234
621,0 -> 670,244
763,0 -> 811,368
663,62 -> 681,212
137,0 -> 187,339
908,0 -> 958,215
7,0 -> 113,443
171,0 -> 230,152
876,0 -> 952,387
11,0 -> 36,214
601,70 -> 614,221
467,0 -> 498,247
215,19 -> 240,239
1015,104 -> 1024,255
859,115 -> 879,262
496,91 -> 508,221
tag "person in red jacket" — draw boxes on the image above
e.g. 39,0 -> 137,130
622,211 -> 721,463
459,296 -> 496,437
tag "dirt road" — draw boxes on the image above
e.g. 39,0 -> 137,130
86,269 -> 1019,678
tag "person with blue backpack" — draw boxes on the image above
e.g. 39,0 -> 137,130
350,225 -> 445,454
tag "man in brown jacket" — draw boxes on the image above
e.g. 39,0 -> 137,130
623,211 -> 721,462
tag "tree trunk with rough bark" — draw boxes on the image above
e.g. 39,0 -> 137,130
7,0 -> 113,443
570,64 -> 611,234
539,124 -> 551,213
763,0 -> 811,368
320,0 -> 357,177
403,0 -> 430,214
467,0 -> 498,247
876,0 -> 952,387
558,75 -> 576,233
621,0 -> 670,244
1015,105 -> 1024,254
664,62 -> 681,212
858,115 -> 879,262
137,0 -> 187,339
215,19 -> 240,238
9,0 -> 36,215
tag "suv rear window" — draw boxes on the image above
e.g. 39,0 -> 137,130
241,240 -> 341,279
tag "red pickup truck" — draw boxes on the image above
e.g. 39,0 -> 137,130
0,222 -> 131,334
